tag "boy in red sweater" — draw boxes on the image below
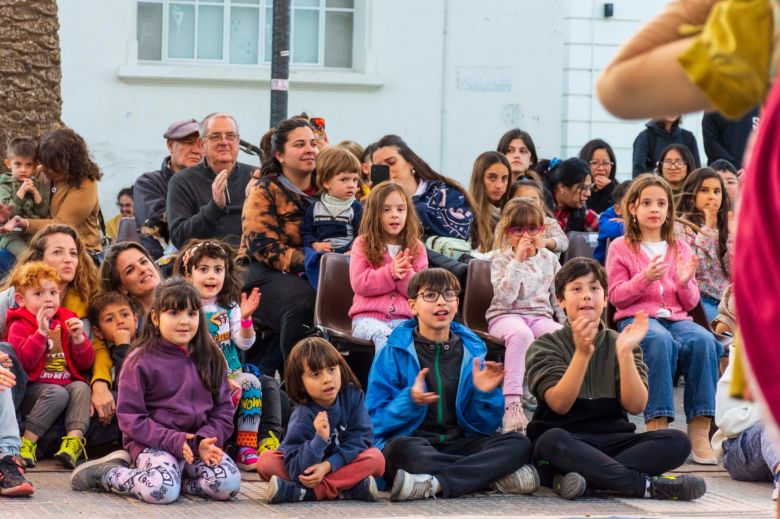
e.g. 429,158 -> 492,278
4,262 -> 93,469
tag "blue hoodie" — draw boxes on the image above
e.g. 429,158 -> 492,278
365,320 -> 503,450
281,384 -> 373,478
594,206 -> 624,265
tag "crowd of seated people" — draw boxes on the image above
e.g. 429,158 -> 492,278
0,110 -> 756,506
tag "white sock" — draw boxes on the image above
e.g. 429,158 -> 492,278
644,476 -> 651,498
431,477 -> 441,495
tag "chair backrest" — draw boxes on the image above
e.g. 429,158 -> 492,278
116,217 -> 139,244
561,231 -> 598,263
462,259 -> 494,335
314,253 -> 354,335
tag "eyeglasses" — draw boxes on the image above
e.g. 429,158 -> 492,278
507,224 -> 545,236
588,160 -> 613,169
415,290 -> 458,302
661,159 -> 686,168
206,132 -> 239,143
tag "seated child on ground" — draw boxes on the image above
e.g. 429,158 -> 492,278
593,180 -> 631,265
350,182 -> 427,351
712,344 -> 780,500
88,291 -> 139,384
301,146 -> 363,288
487,198 -> 563,433
175,239 -> 283,471
0,351 -> 34,497
5,262 -> 93,469
258,337 -> 385,503
69,278 -> 240,504
366,268 -> 539,501
526,257 -> 705,501
0,138 -> 50,257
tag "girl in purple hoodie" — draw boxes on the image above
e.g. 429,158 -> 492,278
69,278 -> 240,504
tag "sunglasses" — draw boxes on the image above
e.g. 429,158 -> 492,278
310,117 -> 326,131
507,224 -> 545,236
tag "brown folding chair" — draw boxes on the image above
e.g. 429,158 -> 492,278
561,231 -> 599,264
462,259 -> 505,360
314,253 -> 374,352
115,217 -> 140,244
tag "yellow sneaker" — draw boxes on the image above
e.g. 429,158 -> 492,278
54,436 -> 88,469
257,431 -> 280,454
19,438 -> 37,468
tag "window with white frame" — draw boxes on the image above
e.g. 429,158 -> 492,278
136,0 -> 355,68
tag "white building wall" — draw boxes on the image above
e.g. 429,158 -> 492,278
57,0 -> 704,218
561,0 -> 704,181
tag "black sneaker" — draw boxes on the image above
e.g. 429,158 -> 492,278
0,455 -> 34,497
339,476 -> 379,502
552,472 -> 587,500
649,474 -> 706,501
265,475 -> 315,504
70,450 -> 131,491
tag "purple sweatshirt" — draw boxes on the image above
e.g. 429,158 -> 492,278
116,337 -> 234,461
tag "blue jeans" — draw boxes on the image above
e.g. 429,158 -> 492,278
0,383 -> 20,456
0,342 -> 26,410
700,296 -> 720,323
723,423 -> 780,482
618,317 -> 721,423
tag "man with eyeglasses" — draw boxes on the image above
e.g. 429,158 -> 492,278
167,113 -> 258,249
133,118 -> 204,258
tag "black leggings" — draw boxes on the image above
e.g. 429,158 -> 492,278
243,261 -> 315,373
532,428 -> 691,497
383,433 -> 532,498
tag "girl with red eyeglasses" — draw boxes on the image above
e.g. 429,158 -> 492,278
487,198 -> 564,434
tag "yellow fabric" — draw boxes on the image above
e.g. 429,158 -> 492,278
105,214 -> 121,241
728,331 -> 747,398
678,0 -> 774,119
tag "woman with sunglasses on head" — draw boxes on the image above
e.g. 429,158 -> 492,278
541,158 -> 599,233
579,139 -> 618,214
655,143 -> 697,198
487,198 -> 564,434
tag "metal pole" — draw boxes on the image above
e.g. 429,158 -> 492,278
270,0 -> 290,127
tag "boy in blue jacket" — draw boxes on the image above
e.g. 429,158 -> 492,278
593,180 -> 631,265
366,268 -> 538,501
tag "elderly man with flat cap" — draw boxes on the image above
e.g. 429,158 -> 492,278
133,118 -> 204,258
167,112 -> 258,249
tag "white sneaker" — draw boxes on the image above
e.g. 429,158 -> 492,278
502,400 -> 529,434
390,469 -> 434,501
494,464 -> 540,495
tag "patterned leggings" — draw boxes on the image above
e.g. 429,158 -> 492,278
230,371 -> 262,448
104,448 -> 241,504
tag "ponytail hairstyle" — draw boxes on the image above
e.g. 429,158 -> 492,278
174,239 -> 244,309
260,117 -> 316,178
622,173 -> 677,252
130,278 -> 225,394
358,182 -> 422,267
541,157 -> 592,232
676,167 -> 730,275
468,151 -> 511,253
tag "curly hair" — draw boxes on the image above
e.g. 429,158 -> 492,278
3,224 -> 98,301
358,182 -> 422,267
37,128 -> 102,187
10,261 -> 59,293
173,239 -> 244,309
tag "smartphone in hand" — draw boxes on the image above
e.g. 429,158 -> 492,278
370,164 -> 390,186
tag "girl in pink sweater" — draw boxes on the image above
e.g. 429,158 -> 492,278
606,174 -> 722,466
349,183 -> 428,351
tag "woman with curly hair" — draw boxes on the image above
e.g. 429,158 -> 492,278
4,128 -> 103,253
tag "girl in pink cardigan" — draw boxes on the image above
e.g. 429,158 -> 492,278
349,183 -> 428,351
606,174 -> 721,466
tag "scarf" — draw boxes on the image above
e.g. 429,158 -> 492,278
320,193 -> 355,217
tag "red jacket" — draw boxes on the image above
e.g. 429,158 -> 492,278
4,306 -> 94,384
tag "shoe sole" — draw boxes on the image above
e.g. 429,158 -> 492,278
495,465 -> 540,495
390,470 -> 415,501
265,475 -> 282,504
652,475 -> 706,501
366,476 -> 379,501
0,481 -> 34,497
237,461 -> 258,472
19,457 -> 34,469
555,473 -> 587,500
70,450 -> 131,491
